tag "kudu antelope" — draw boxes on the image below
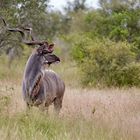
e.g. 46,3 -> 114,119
1,17 -> 65,114
22,42 -> 65,114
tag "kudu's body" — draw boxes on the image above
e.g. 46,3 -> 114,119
22,50 -> 65,113
0,17 -> 65,114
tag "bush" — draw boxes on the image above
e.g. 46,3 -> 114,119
71,36 -> 140,87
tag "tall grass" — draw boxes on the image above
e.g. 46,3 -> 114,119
0,80 -> 139,140
0,108 -> 138,140
0,55 -> 139,140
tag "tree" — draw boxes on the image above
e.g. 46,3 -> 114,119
99,0 -> 140,14
64,0 -> 88,13
0,0 -> 19,54
16,0 -> 51,40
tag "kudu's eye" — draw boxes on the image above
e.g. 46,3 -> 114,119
37,48 -> 43,55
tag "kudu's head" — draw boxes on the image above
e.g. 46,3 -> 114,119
25,41 -> 60,77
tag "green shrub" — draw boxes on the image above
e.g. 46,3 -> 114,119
71,36 -> 140,87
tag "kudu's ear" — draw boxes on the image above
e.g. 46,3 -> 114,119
37,42 -> 54,55
48,43 -> 54,53
43,43 -> 54,53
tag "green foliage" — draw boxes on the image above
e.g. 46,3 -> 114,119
84,9 -> 140,44
99,0 -> 140,13
0,0 -> 63,55
71,36 -> 140,87
62,0 -> 140,87
64,0 -> 88,13
1,0 -> 140,88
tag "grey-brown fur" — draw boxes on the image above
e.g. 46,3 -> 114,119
22,49 -> 65,114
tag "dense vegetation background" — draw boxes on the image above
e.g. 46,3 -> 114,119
0,1 -> 140,140
1,0 -> 140,87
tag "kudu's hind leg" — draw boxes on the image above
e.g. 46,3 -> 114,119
53,97 -> 63,115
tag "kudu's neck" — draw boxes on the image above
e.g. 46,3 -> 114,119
24,52 -> 43,81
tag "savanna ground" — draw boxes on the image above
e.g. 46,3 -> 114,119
0,55 -> 140,140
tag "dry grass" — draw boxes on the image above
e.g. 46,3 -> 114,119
62,87 -> 140,140
0,80 -> 139,140
0,57 -> 139,140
